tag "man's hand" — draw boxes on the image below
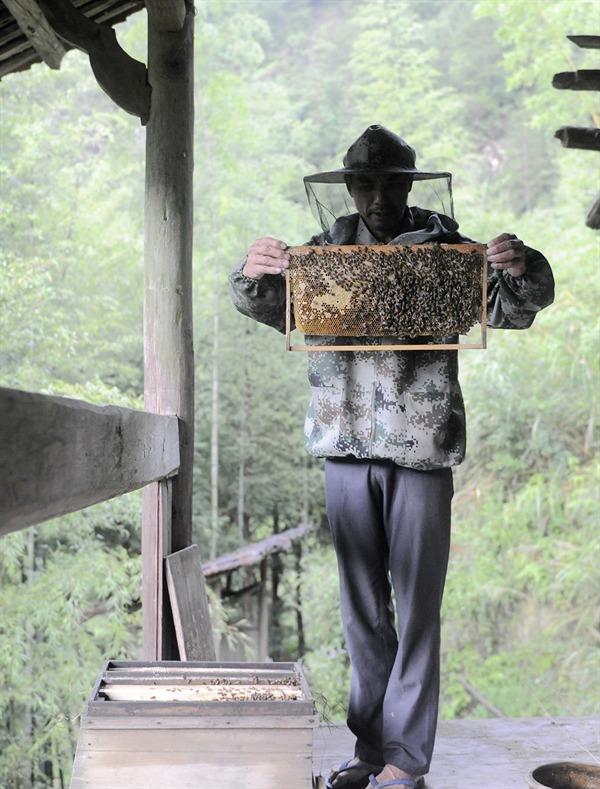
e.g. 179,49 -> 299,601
486,233 -> 527,278
242,237 -> 289,280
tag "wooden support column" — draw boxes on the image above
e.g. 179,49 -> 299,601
142,1 -> 208,660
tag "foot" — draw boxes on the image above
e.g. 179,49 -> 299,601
327,757 -> 384,789
370,764 -> 423,787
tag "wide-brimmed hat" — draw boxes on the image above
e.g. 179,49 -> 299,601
304,124 -> 451,184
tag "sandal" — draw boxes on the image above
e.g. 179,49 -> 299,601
326,758 -> 385,789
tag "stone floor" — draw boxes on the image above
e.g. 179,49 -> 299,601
312,716 -> 600,789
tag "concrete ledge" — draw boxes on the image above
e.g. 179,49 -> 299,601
313,716 -> 599,789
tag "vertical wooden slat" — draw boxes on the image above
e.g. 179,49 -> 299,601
142,479 -> 173,659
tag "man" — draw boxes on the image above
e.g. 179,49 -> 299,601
229,125 -> 554,789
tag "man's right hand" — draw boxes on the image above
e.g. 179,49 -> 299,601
242,237 -> 289,280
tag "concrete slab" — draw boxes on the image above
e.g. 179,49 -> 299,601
313,716 -> 599,789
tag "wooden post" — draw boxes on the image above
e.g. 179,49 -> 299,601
142,1 -> 206,660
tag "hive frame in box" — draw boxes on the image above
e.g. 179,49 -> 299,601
70,660 -> 319,789
285,244 -> 488,352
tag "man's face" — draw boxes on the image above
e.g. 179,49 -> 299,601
347,174 -> 413,242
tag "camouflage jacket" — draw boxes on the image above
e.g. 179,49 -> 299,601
229,208 -> 555,470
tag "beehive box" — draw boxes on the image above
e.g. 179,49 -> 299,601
70,660 -> 319,789
286,244 -> 487,351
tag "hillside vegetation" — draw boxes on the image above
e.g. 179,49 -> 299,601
0,1 -> 598,785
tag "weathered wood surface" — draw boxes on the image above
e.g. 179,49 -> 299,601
3,0 -> 67,69
70,661 -> 318,789
0,1 -> 144,79
70,726 -> 315,788
0,387 -> 179,537
313,717 -> 600,789
146,0 -> 186,32
165,545 -> 217,661
568,35 -> 600,50
586,191 -> 600,230
554,126 -> 600,152
141,479 -> 174,660
552,70 -> 600,92
142,0 -> 200,660
202,522 -> 318,578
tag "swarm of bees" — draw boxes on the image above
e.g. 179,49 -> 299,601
288,244 -> 485,338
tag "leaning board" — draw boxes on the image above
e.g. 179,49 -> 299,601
285,244 -> 487,352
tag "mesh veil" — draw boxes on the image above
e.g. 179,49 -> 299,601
303,173 -> 455,235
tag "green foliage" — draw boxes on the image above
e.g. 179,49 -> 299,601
299,540 -> 350,722
1,0 -> 599,783
0,501 -> 142,788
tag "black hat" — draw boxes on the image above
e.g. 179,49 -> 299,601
304,124 -> 450,184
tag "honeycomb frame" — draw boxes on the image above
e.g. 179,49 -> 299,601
285,244 -> 487,352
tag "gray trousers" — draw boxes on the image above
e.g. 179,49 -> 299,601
324,458 -> 453,776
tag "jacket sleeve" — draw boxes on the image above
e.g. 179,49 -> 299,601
228,257 -> 290,333
486,246 -> 555,329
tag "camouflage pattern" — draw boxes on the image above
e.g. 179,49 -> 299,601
229,208 -> 555,470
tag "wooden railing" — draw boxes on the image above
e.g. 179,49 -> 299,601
0,386 -> 179,538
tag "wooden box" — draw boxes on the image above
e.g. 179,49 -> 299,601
70,660 -> 319,789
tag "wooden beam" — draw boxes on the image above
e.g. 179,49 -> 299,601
37,0 -> 151,123
552,70 -> 600,92
567,35 -> 600,50
554,126 -> 600,151
0,387 -> 179,537
142,1 -> 202,660
3,0 -> 67,69
586,192 -> 600,230
202,523 -> 318,578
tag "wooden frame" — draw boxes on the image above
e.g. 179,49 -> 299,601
285,244 -> 488,352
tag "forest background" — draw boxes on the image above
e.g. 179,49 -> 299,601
1,0 -> 599,786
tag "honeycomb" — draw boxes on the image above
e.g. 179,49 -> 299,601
287,244 -> 485,337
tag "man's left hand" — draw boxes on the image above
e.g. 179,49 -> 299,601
486,233 -> 527,277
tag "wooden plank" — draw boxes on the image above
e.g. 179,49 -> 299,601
586,191 -> 600,230
74,727 -> 313,752
71,727 -> 314,789
71,753 -> 314,789
165,545 -> 217,660
0,387 -> 179,537
96,659 -> 301,682
82,714 -> 319,729
3,0 -> 67,69
567,34 -> 600,50
313,718 -> 600,789
552,69 -> 600,91
141,479 -> 174,659
554,126 -> 600,151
